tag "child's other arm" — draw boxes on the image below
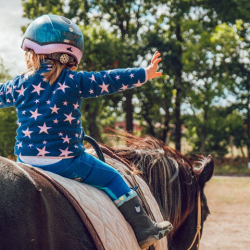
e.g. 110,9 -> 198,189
0,81 -> 15,108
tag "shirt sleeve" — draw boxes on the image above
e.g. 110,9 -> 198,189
0,80 -> 15,108
75,67 -> 148,99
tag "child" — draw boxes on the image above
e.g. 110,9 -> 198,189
0,14 -> 172,248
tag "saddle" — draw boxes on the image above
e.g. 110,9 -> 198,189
21,149 -> 168,250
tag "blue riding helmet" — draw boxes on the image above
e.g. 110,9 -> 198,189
21,14 -> 84,64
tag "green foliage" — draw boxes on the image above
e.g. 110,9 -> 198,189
0,107 -> 17,158
19,0 -> 250,159
184,107 -> 245,157
0,59 -> 17,158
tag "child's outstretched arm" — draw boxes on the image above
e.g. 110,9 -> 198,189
75,51 -> 163,99
146,51 -> 162,80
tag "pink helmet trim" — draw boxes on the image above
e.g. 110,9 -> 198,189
22,38 -> 82,64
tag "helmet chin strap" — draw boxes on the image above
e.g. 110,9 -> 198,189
47,53 -> 76,64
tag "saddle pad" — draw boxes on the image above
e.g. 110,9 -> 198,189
42,151 -> 168,250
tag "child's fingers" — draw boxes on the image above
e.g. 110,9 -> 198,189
151,52 -> 161,64
153,58 -> 162,66
155,72 -> 162,77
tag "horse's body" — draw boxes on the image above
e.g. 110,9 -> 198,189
0,134 -> 214,250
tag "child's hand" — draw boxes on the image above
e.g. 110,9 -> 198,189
146,51 -> 162,80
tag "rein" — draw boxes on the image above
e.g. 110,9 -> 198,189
187,187 -> 201,250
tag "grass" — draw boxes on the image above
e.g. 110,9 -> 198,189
213,157 -> 250,176
214,164 -> 250,176
206,177 -> 250,207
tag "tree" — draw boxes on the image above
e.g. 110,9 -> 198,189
0,58 -> 17,158
184,107 -> 245,158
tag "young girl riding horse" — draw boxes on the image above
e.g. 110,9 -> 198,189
0,14 -> 172,248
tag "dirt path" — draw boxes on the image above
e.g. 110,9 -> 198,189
200,176 -> 250,250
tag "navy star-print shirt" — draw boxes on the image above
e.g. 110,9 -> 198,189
0,62 -> 147,157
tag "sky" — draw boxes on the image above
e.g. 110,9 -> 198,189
0,0 -> 29,76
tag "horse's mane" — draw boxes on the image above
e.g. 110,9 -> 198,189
99,131 -> 207,235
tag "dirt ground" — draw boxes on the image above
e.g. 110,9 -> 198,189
199,176 -> 250,250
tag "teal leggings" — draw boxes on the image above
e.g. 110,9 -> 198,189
17,152 -> 131,201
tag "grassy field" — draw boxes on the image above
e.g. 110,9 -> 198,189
200,176 -> 250,250
213,158 -> 250,176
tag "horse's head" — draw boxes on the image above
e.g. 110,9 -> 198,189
102,132 -> 214,250
168,155 -> 214,250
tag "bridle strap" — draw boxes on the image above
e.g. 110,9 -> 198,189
187,189 -> 201,250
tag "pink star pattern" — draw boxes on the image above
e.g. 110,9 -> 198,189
62,135 -> 71,143
89,89 -> 94,94
22,127 -> 33,138
16,85 -> 27,96
59,147 -> 73,157
69,74 -> 74,79
64,112 -> 76,124
32,83 -> 45,95
89,74 -> 96,82
50,104 -> 60,114
120,84 -> 128,90
73,102 -> 79,109
37,146 -> 50,156
7,86 -> 12,94
30,108 -> 42,120
57,82 -> 70,93
38,122 -> 52,134
133,80 -> 144,87
99,82 -> 110,93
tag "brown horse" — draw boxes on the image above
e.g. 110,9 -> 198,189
0,133 -> 213,250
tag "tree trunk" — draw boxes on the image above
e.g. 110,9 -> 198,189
84,102 -> 101,142
201,104 -> 208,155
124,90 -> 134,133
141,101 -> 156,137
174,23 -> 183,152
175,87 -> 182,151
247,81 -> 250,160
161,107 -> 170,143
201,127 -> 206,155
230,136 -> 234,166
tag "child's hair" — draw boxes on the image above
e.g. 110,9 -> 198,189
24,49 -> 77,84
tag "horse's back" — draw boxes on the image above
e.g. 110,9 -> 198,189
0,157 -> 96,250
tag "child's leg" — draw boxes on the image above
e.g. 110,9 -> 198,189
75,153 -> 173,249
75,153 -> 132,201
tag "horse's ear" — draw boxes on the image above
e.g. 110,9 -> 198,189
198,155 -> 214,187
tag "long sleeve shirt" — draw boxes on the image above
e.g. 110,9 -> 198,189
0,61 -> 147,158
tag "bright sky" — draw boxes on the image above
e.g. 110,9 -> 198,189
0,0 -> 29,76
